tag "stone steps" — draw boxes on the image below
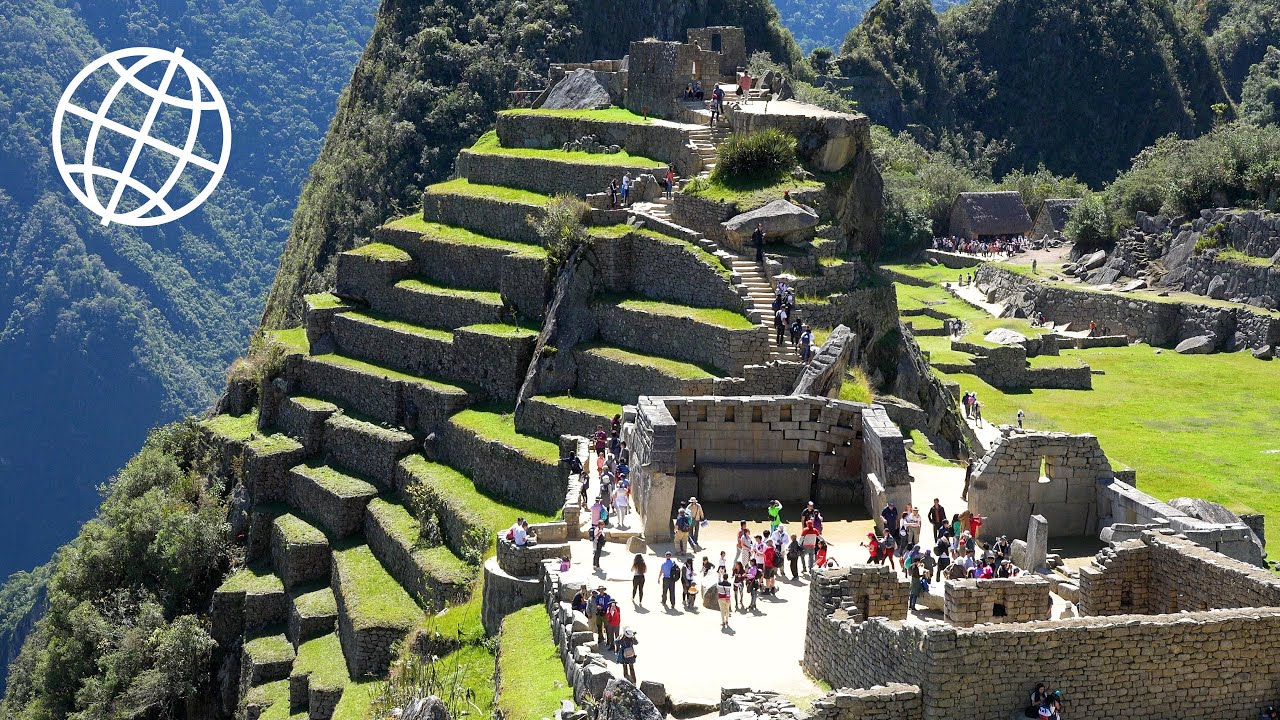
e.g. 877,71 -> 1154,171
295,352 -> 471,436
287,464 -> 380,539
330,541 -> 426,677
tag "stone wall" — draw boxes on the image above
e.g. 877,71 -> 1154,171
495,112 -> 699,177
456,150 -> 664,198
1096,478 -> 1263,565
1078,530 -> 1280,616
671,192 -> 738,245
495,534 -> 570,577
810,685 -> 924,720
966,429 -> 1113,540
592,301 -> 768,373
943,576 -> 1051,627
724,104 -> 872,173
860,408 -> 910,516
421,191 -> 545,246
590,228 -> 744,311
1184,254 -> 1280,310
438,420 -> 565,515
624,39 -> 715,119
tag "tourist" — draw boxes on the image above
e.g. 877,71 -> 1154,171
687,496 -> 705,548
934,536 -> 951,582
506,518 -> 528,547
618,440 -> 629,466
768,500 -> 783,530
572,586 -> 590,615
861,532 -> 881,564
701,555 -> 714,578
590,496 -> 605,535
973,400 -> 984,425
592,586 -> 612,644
665,167 -> 675,199
880,530 -> 898,571
673,506 -> 692,554
1039,690 -> 1064,719
1031,258 -> 1038,274
787,533 -> 802,580
1024,683 -> 1049,718
1018,408 -> 1025,429
908,554 -> 925,609
693,78 -> 704,101
681,557 -> 698,609
1261,706 -> 1279,720
800,325 -> 814,363
613,485 -> 629,529
615,628 -> 638,683
951,513 -> 963,539
558,555 -> 570,572
904,505 -> 922,547
604,600 -> 621,650
770,523 -> 788,558
621,173 -> 632,207
738,71 -> 752,101
880,501 -> 899,537
608,180 -> 618,208
800,521 -> 820,573
790,315 -> 803,345
762,540 -> 778,594
919,549 -> 935,582
927,498 -> 947,541
774,304 -> 788,346
710,96 -> 722,125
753,223 -> 765,264
968,512 -> 985,542
716,570 -> 733,628
659,552 -> 678,608
736,522 -> 752,565
593,424 -> 608,459
814,538 -> 829,569
631,554 -> 647,604
746,559 -> 761,610
593,523 -> 606,569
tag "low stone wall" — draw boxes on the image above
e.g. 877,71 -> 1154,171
1079,530 -> 1280,616
200,425 -> 304,506
394,459 -> 490,563
860,408 -> 910,515
292,354 -> 470,437
494,112 -> 700,176
457,150 -> 663,198
810,685 -> 924,720
286,467 -> 375,539
1184,253 -> 1280,311
421,190 -> 546,246
363,503 -> 468,611
514,397 -> 613,442
591,228 -> 744,312
495,535 -> 569,577
270,520 -> 329,590
1096,478 -> 1262,565
671,192 -> 738,246
438,421 -> 565,514
943,576 -> 1051,627
574,347 -> 712,404
332,561 -> 411,678
321,413 -> 413,484
591,301 -> 769,373
481,556 -> 542,636
452,327 -> 538,403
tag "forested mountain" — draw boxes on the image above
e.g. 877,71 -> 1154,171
261,0 -> 801,329
0,0 -> 375,588
833,0 -> 1235,185
773,0 -> 965,53
1178,0 -> 1280,98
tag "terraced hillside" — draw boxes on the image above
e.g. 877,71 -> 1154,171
199,108 -> 808,718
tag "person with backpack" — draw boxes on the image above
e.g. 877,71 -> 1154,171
659,552 -> 678,608
927,498 -> 948,542
716,570 -> 733,628
686,496 -> 705,549
681,557 -> 698,609
768,500 -> 783,531
615,628 -> 638,683
603,600 -> 622,650
787,533 -> 802,580
800,521 -> 820,574
673,507 -> 692,554
592,524 -> 607,570
591,586 -> 611,645
880,530 -> 898,571
814,538 -> 830,569
762,540 -> 778,594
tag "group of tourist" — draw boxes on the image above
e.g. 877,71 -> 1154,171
1025,685 -> 1066,719
571,584 -> 638,682
960,391 -> 984,425
932,235 -> 1029,258
585,418 -> 635,569
606,167 -> 680,208
771,279 -> 817,362
687,82 -> 727,125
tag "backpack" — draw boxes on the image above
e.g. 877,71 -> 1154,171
772,549 -> 783,568
676,514 -> 691,532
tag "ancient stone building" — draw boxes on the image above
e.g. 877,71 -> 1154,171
948,191 -> 1032,241
1030,197 -> 1079,240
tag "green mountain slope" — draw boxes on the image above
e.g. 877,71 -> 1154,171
0,0 -> 374,585
260,0 -> 801,329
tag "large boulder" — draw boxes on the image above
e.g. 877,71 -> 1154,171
598,678 -> 663,720
542,69 -> 612,110
792,324 -> 855,397
722,199 -> 819,247
1253,345 -> 1275,360
1174,335 -> 1214,354
1080,249 -> 1107,271
984,328 -> 1028,346
1206,274 -> 1228,300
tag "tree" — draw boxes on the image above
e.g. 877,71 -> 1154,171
1242,46 -> 1280,127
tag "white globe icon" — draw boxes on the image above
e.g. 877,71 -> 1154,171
52,47 -> 231,227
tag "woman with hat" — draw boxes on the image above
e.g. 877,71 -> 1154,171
615,628 -> 638,683
687,496 -> 705,549
604,599 -> 622,651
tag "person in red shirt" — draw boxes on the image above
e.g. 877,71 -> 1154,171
969,513 -> 984,541
763,541 -> 778,594
861,532 -> 880,564
604,600 -> 621,650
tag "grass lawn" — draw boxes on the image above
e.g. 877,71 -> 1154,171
305,292 -> 349,311
346,242 -> 411,262
935,345 -> 1280,539
331,542 -> 426,631
583,344 -> 719,380
383,216 -> 547,257
609,296 -> 756,330
904,428 -> 957,467
425,178 -> 551,206
449,409 -> 561,464
309,352 -> 468,396
219,562 -> 284,595
915,335 -> 976,366
534,393 -> 620,418
292,633 -> 349,691
880,262 -> 970,285
684,175 -> 824,209
396,278 -> 503,306
459,323 -> 539,338
470,130 -> 663,167
500,107 -> 651,123
496,606 -> 572,720
201,412 -> 299,455
269,327 -> 310,354
894,283 -> 988,322
345,310 -> 455,343
838,368 -> 873,403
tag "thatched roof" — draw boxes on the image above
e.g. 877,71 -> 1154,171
1035,198 -> 1081,233
951,191 -> 1032,236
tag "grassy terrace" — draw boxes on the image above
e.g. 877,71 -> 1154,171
935,345 -> 1280,542
305,292 -> 349,310
219,562 -> 283,595
201,411 -> 300,454
275,513 -> 327,546
292,633 -> 349,691
533,393 -> 620,418
307,352 -> 469,396
396,278 -> 502,306
499,106 -> 651,123
402,455 -> 557,533
346,242 -> 411,262
342,310 -> 455,343
582,344 -> 719,380
270,327 -> 309,354
332,542 -> 425,630
633,227 -> 731,278
292,584 -> 337,618
244,633 -> 294,664
461,323 -> 539,338
904,427 -> 956,467
607,295 -> 755,329
449,409 -> 560,464
683,175 -> 825,209
384,216 -> 547,258
425,177 -> 551,206
294,463 -> 378,499
915,335 -> 976,366
245,680 -> 290,720
469,130 -> 664,167
366,496 -> 476,586
496,606 -> 572,720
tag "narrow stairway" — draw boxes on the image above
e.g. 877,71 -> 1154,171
730,258 -> 794,363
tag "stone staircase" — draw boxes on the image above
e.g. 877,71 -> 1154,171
731,257 -> 793,363
685,123 -> 732,179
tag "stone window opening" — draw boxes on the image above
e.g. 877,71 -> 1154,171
992,602 -> 1008,617
724,404 -> 735,422
858,594 -> 870,618
1037,456 -> 1052,484
1120,588 -> 1134,609
711,33 -> 722,52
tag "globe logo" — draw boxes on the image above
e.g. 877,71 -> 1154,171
52,47 -> 231,227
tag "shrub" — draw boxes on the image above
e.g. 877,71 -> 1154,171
1064,194 -> 1113,249
711,129 -> 798,185
529,195 -> 591,268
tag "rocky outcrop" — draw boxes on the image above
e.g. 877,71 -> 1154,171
542,68 -> 613,110
722,199 -> 820,246
792,324 -> 855,397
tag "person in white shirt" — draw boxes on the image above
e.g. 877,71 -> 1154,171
509,519 -> 528,547
612,486 -> 629,529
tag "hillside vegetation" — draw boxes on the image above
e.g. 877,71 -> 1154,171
0,0 -> 374,586
260,0 -> 802,329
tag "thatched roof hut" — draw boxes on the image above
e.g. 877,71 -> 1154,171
1031,198 -> 1081,240
948,191 -> 1032,241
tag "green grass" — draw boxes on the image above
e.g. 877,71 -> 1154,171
496,606 -> 572,720
818,256 -> 848,268
894,283 -> 988,322
427,579 -> 487,645
683,175 -> 824,209
219,562 -> 283,595
916,335 -> 976,366
292,633 -> 349,691
269,327 -> 310,354
633,227 -> 731,279
244,633 -> 294,665
934,345 -> 1280,544
308,352 -> 468,396
396,278 -> 503,306
294,463 -> 378,499
333,679 -> 380,720
367,496 -> 477,585
346,242 -> 412,262
582,344 -> 719,380
383,217 -> 547,258
470,130 -> 663,167
609,296 -> 756,329
245,680 -> 292,720
292,584 -> 337,619
332,542 -> 426,630
904,428 -> 956,467
449,410 -> 561,464
201,412 -> 300,454
837,368 -> 874,403
959,317 -> 1049,347
342,310 -> 455,343
290,396 -> 338,413
305,292 -> 349,311
425,178 -> 551,206
908,315 -> 946,332
1217,248 -> 1275,267
500,106 -> 651,123
533,393 -> 620,418
459,323 -> 539,338
588,223 -> 636,240
401,456 -> 557,534
274,513 -> 327,546
880,262 -> 970,285
811,327 -> 833,346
